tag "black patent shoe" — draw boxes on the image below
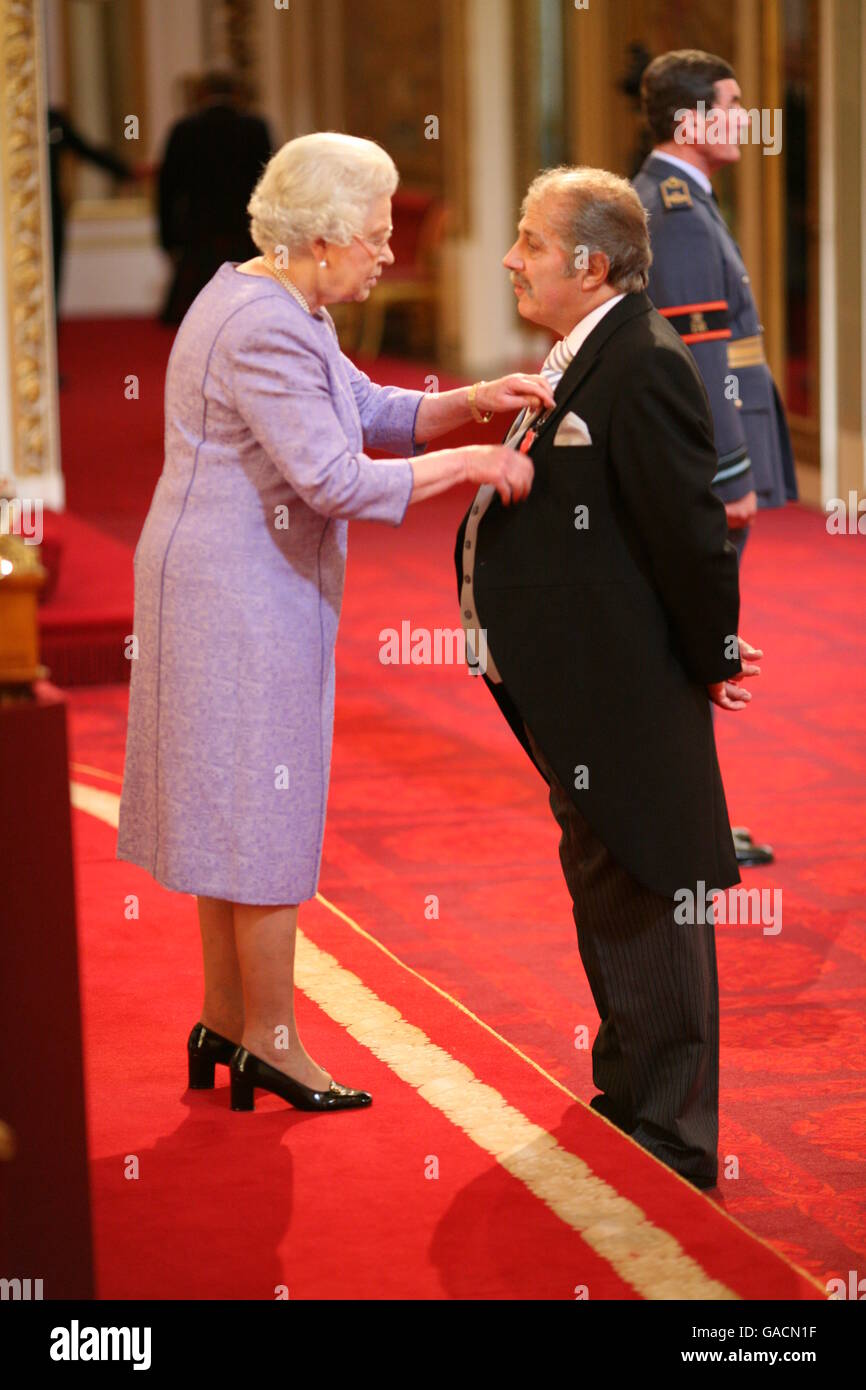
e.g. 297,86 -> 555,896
229,1046 -> 372,1113
187,1022 -> 240,1089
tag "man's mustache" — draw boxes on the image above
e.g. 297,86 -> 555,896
510,274 -> 531,292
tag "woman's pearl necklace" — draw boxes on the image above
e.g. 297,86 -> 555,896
261,256 -> 315,315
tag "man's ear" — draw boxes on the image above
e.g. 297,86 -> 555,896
584,251 -> 611,292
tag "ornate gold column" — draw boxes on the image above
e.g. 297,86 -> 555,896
0,0 -> 62,510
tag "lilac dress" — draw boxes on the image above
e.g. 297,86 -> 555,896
116,262 -> 422,904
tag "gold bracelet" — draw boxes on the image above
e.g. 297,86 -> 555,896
468,381 -> 494,424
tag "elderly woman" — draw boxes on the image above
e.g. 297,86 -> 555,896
117,132 -> 552,1114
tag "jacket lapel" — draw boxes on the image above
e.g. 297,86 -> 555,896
534,291 -> 653,442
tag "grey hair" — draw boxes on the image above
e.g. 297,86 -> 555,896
247,131 -> 399,255
522,166 -> 652,293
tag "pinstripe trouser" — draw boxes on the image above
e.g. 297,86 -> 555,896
523,721 -> 720,1187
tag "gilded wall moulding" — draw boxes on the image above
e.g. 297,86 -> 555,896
0,0 -> 59,497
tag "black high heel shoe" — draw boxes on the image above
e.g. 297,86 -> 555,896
187,1022 -> 240,1089
229,1046 -> 372,1113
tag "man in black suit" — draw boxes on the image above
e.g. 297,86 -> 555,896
456,167 -> 763,1188
157,71 -> 272,324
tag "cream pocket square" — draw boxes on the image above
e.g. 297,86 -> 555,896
553,411 -> 593,446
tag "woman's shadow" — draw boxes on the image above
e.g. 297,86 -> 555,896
91,1081 -> 312,1299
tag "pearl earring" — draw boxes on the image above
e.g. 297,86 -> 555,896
319,260 -> 327,268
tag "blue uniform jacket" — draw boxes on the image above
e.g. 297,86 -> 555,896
633,153 -> 797,508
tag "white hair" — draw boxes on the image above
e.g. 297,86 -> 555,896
247,132 -> 399,255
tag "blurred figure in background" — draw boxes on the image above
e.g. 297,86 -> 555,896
48,105 -> 132,309
157,70 -> 273,324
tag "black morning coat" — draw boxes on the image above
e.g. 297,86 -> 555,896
454,291 -> 743,899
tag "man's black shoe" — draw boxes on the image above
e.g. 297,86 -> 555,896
733,827 -> 775,867
589,1092 -> 634,1134
685,1173 -> 719,1191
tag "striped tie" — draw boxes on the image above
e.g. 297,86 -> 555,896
506,333 -> 577,444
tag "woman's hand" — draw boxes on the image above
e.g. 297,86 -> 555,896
407,444 -> 532,506
461,444 -> 534,505
414,374 -> 556,444
474,374 -> 556,418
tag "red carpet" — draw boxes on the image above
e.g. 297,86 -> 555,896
54,316 -> 866,1298
70,790 -> 824,1300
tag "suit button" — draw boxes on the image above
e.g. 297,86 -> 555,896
464,575 -> 471,583
758,324 -> 764,333
463,609 -> 472,619
465,539 -> 471,549
472,506 -> 480,514
742,274 -> 750,284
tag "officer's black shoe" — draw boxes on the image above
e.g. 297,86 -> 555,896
733,827 -> 775,867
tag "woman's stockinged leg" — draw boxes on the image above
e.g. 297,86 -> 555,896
197,895 -> 245,1042
233,903 -> 331,1092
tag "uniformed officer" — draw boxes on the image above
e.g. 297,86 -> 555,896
634,49 -> 797,867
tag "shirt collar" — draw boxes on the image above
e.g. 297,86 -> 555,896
562,292 -> 626,362
650,149 -> 713,196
